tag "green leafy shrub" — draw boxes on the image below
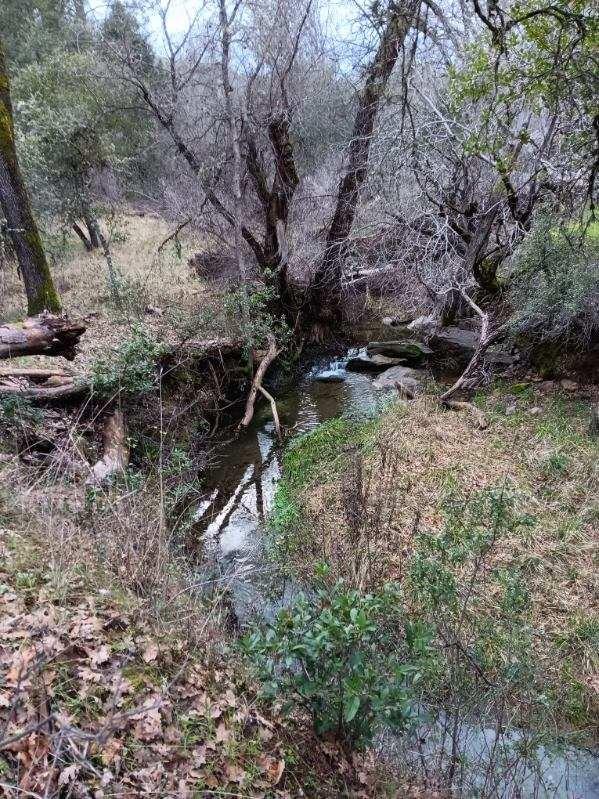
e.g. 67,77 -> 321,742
91,327 -> 166,400
0,396 -> 42,426
509,217 -> 599,349
242,580 -> 430,748
405,487 -> 555,726
224,284 -> 291,356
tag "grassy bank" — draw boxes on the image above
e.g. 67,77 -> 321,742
1,214 -> 231,372
267,382 -> 599,744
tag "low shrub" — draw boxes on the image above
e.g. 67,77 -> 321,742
91,326 -> 166,400
242,579 -> 431,748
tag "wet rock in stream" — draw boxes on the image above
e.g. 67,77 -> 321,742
367,339 -> 433,364
314,370 -> 346,383
346,348 -> 406,371
372,365 -> 424,393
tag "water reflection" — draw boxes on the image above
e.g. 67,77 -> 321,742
193,362 -> 382,623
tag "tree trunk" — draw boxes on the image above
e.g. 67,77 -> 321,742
465,204 -> 502,295
72,221 -> 93,251
86,410 -> 129,486
86,216 -> 121,305
307,1 -> 417,340
218,0 -> 251,332
244,117 -> 299,320
0,39 -> 61,315
83,208 -> 100,249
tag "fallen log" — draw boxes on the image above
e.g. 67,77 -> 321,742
0,314 -> 86,360
86,410 -> 129,486
0,366 -> 89,402
177,337 -> 242,357
0,367 -> 68,379
0,379 -> 88,402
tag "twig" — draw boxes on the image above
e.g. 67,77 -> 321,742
157,216 -> 192,253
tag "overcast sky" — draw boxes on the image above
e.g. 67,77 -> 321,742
90,0 -> 359,53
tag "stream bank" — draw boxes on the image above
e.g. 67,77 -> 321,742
191,350 -> 599,799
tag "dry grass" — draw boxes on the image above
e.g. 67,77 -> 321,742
287,385 -> 598,732
0,454 -> 428,798
301,391 -> 597,621
0,213 -> 229,372
0,453 -> 221,646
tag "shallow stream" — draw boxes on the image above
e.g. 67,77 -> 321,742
192,353 -> 599,799
193,353 -> 381,623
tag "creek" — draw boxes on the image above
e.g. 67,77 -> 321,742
192,352 -> 381,624
192,352 -> 599,799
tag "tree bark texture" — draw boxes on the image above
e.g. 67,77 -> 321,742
0,315 -> 86,360
86,410 -> 129,486
308,1 -> 418,338
0,39 -> 61,315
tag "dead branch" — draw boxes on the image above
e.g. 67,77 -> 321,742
0,314 -> 85,360
238,335 -> 280,432
0,378 -> 88,402
440,292 -> 506,403
443,400 -> 489,430
86,410 -> 129,486
157,217 -> 192,253
258,384 -> 282,441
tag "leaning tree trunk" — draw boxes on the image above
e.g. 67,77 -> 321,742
72,221 -> 93,251
306,0 -> 418,340
0,39 -> 61,315
83,207 -> 100,249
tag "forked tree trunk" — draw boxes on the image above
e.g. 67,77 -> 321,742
0,39 -> 61,315
307,1 -> 418,340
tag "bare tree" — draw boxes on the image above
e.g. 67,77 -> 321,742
101,0 -> 312,323
307,0 -> 420,340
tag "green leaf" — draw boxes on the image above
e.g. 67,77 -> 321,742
343,695 -> 360,723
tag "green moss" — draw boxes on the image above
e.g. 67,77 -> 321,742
281,416 -> 377,492
474,257 -> 501,293
268,415 -> 380,560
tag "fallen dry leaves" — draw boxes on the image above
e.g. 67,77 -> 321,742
0,538 -> 308,798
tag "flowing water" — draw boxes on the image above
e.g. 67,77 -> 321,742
193,354 -> 381,624
192,354 -> 599,799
